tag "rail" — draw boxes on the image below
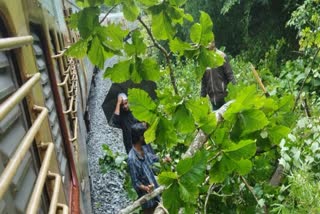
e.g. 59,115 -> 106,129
26,142 -> 54,214
51,50 -> 66,59
0,73 -> 41,121
0,105 -> 48,199
57,203 -> 69,214
63,96 -> 74,114
0,36 -> 33,51
48,172 -> 62,214
69,118 -> 78,142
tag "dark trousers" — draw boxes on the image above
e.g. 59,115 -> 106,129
211,99 -> 225,111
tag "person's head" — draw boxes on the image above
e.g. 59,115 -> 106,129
131,123 -> 146,145
118,93 -> 129,111
207,40 -> 216,51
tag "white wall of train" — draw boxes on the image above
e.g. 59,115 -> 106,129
0,0 -> 93,213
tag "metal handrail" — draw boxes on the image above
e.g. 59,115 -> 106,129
51,50 -> 66,59
69,118 -> 78,142
63,96 -> 74,114
57,203 -> 69,214
48,172 -> 61,214
0,73 -> 41,121
0,105 -> 48,199
0,36 -> 33,51
26,142 -> 54,214
57,73 -> 69,87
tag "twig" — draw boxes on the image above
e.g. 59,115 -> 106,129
250,64 -> 270,97
137,16 -> 179,95
119,186 -> 166,214
293,47 -> 320,112
204,183 -> 215,214
240,176 -> 268,213
302,98 -> 311,117
99,5 -> 118,24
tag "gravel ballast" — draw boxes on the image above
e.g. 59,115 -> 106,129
86,69 -> 131,214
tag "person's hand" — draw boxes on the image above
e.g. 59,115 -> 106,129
162,155 -> 172,163
117,95 -> 123,105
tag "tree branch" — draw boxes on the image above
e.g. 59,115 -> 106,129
137,16 -> 179,95
119,186 -> 166,214
99,5 -> 118,24
240,176 -> 268,213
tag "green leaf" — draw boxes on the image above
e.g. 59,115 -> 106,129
158,171 -> 178,186
152,11 -> 175,40
156,117 -> 178,148
144,117 -> 159,143
138,0 -> 161,6
234,159 -> 252,175
100,24 -> 129,50
180,151 -> 207,184
199,11 -> 214,46
190,23 -> 201,44
67,13 -> 80,30
78,7 -> 100,39
185,97 -> 211,122
128,88 -> 157,123
88,36 -> 113,68
65,39 -> 88,58
239,109 -> 269,136
176,158 -> 192,175
178,180 -> 198,203
197,48 -> 224,78
198,112 -> 217,134
224,140 -> 256,160
104,0 -> 122,5
163,182 -> 181,214
122,0 -> 140,21
173,104 -> 195,133
169,38 -> 193,56
140,58 -> 160,81
169,0 -> 187,6
210,155 -> 234,183
268,125 -> 291,145
104,59 -> 131,82
124,31 -> 147,56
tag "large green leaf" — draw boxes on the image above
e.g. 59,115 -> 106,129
152,11 -> 175,40
190,23 -> 202,44
163,182 -> 181,214
138,0 -> 161,6
100,24 -> 129,50
122,0 -> 140,21
185,97 -> 210,123
199,11 -> 214,46
176,158 -> 192,175
239,109 -> 269,136
268,125 -> 290,145
104,0 -> 122,5
173,104 -> 195,133
144,117 -> 159,143
198,48 -> 224,78
156,117 -> 178,148
65,39 -> 88,58
88,36 -> 113,68
180,151 -> 207,185
139,58 -> 160,81
78,7 -> 100,39
104,59 -> 131,82
210,155 -> 235,183
169,0 -> 187,6
169,38 -> 193,56
223,140 -> 256,160
198,112 -> 217,134
178,180 -> 198,203
233,159 -> 252,175
158,171 -> 178,186
128,88 -> 157,123
124,31 -> 147,56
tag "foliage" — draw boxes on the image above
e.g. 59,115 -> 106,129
66,0 -> 320,213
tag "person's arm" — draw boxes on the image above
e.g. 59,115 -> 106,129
224,56 -> 236,84
110,96 -> 123,127
200,69 -> 209,97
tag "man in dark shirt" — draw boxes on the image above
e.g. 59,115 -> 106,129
111,93 -> 139,154
201,41 -> 236,110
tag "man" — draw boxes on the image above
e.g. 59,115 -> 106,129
111,93 -> 154,154
127,123 -> 160,214
201,41 -> 236,110
111,93 -> 139,153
